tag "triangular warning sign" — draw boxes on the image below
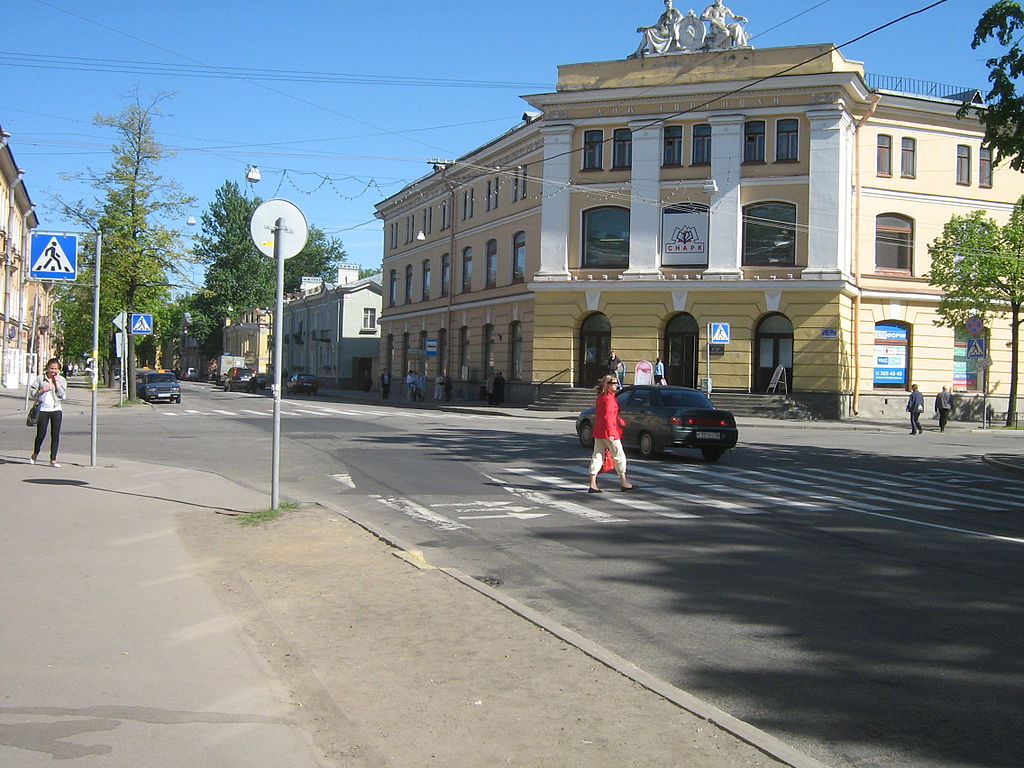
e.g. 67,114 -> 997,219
712,324 -> 730,343
131,315 -> 152,333
32,237 -> 74,273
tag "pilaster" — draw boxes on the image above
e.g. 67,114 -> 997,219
536,123 -> 573,280
706,114 -> 743,280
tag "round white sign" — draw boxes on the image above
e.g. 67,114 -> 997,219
249,198 -> 308,259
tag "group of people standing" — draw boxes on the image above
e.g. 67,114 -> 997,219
906,384 -> 955,434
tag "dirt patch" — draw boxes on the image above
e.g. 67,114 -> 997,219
179,504 -> 784,768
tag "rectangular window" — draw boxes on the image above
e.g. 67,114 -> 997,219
440,199 -> 450,230
583,130 -> 604,170
980,147 -> 993,188
389,222 -> 398,249
362,308 -> 376,330
957,145 -> 971,185
422,206 -> 432,235
901,137 -> 916,178
775,119 -> 798,162
461,188 -> 474,219
953,329 -> 981,391
485,178 -> 498,210
663,126 -> 683,166
461,249 -> 473,293
404,215 -> 414,244
743,121 -> 766,163
692,124 -> 711,165
612,128 -> 632,168
877,134 -> 892,176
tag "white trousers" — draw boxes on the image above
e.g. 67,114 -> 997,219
589,437 -> 627,476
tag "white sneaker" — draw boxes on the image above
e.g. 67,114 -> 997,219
50,461 -> 61,468
28,457 -> 35,465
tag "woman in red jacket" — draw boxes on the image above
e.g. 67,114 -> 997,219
587,375 -> 634,493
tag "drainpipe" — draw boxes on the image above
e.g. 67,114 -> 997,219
442,164 -> 458,384
851,93 -> 881,416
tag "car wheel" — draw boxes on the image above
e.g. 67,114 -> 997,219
701,447 -> 725,463
577,421 -> 594,449
638,431 -> 658,459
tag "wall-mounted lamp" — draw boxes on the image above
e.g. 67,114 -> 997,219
415,230 -> 426,241
186,216 -> 197,226
246,165 -> 262,183
702,179 -> 718,194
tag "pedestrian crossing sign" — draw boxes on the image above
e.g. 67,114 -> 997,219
130,313 -> 153,335
711,322 -> 731,344
29,233 -> 78,280
966,337 -> 986,358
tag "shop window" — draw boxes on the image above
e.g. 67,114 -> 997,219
874,322 -> 910,389
582,206 -> 630,267
742,202 -> 796,266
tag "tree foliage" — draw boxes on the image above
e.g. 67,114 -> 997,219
962,1 -> 1024,169
928,201 -> 1024,425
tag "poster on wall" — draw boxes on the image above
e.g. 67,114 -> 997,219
661,204 -> 709,267
873,323 -> 908,387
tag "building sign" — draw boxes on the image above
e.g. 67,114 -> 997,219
873,323 -> 908,387
661,204 -> 709,267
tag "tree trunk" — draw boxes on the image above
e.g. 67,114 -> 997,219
1007,303 -> 1021,428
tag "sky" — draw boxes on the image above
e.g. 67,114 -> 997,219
1,0 -> 1008,290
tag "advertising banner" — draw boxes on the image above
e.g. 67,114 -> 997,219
661,204 -> 709,267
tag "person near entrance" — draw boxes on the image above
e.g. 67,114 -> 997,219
653,356 -> 666,385
380,369 -> 391,399
935,386 -> 953,432
608,351 -> 625,386
586,375 -> 634,493
906,383 -> 925,435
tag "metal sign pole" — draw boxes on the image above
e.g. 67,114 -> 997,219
271,217 -> 285,511
706,322 -> 712,394
90,232 -> 101,466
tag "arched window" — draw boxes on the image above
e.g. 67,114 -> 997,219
874,321 -> 911,390
388,270 -> 397,307
461,247 -> 473,293
440,253 -> 450,297
404,264 -> 413,304
665,313 -> 699,388
421,259 -> 431,300
485,239 -> 498,288
578,312 -> 611,387
875,214 -> 913,273
509,322 -> 523,381
754,313 -> 794,391
582,206 -> 630,267
512,232 -> 526,284
743,202 -> 796,266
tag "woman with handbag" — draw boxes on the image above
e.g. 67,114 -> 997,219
906,383 -> 925,435
586,375 -> 634,493
28,357 -> 67,466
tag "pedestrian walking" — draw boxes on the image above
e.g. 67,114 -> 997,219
608,351 -> 625,386
29,357 -> 67,467
380,369 -> 391,399
907,383 -> 925,435
653,356 -> 666,385
433,373 -> 445,400
492,371 -> 505,406
935,386 -> 953,432
443,373 -> 453,402
586,375 -> 634,493
417,371 -> 427,402
405,370 -> 417,401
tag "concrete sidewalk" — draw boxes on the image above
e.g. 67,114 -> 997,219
0,383 -> 831,768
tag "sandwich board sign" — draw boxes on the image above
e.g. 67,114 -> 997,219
30,233 -> 78,280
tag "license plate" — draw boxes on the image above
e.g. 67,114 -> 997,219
696,431 -> 720,440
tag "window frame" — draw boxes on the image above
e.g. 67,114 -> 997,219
612,128 -> 633,169
388,269 -> 397,307
511,231 -> 526,284
874,213 -> 914,274
742,201 -> 797,266
485,239 -> 498,288
775,119 -> 799,162
582,206 -> 631,268
743,120 -> 766,163
663,125 -> 684,167
461,246 -> 473,293
440,253 -> 450,297
404,264 -> 413,304
901,137 -> 916,179
583,129 -> 604,170
956,144 -> 972,185
692,124 -> 711,165
421,259 -> 431,300
877,134 -> 892,177
979,147 -> 993,188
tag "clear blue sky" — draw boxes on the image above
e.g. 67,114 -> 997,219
1,0 -> 1006,285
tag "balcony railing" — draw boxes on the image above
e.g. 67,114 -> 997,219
866,73 -> 984,105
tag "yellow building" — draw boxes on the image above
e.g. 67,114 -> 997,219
375,39 -> 1023,418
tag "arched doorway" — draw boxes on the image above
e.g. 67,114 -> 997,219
578,313 -> 611,387
664,313 -> 698,388
754,313 -> 793,391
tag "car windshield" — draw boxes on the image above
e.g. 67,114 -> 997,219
146,373 -> 176,383
297,375 -> 315,381
659,390 -> 714,408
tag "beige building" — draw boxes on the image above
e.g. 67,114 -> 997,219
1,124 -> 49,388
222,308 -> 273,374
375,42 -> 1023,418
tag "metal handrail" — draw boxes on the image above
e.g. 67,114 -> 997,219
536,367 -> 571,388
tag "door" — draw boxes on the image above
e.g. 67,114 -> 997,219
665,313 -> 698,388
754,314 -> 793,391
578,313 -> 611,388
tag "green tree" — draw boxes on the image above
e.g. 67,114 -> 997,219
961,1 -> 1024,169
927,202 -> 1024,426
53,92 -> 194,397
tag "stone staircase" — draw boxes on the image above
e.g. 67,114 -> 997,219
528,386 -> 821,420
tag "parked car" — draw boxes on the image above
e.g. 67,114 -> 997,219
285,373 -> 318,395
223,367 -> 256,392
246,372 -> 270,392
136,371 -> 182,404
181,367 -> 199,382
576,385 -> 737,462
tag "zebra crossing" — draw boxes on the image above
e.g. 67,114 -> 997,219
163,404 -> 479,420
373,461 -> 1024,545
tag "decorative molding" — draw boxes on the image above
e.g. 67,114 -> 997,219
671,290 -> 688,312
764,290 -> 782,313
586,290 -> 601,311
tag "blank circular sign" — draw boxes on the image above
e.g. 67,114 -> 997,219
249,198 -> 308,259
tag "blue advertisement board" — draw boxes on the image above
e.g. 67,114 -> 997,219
873,323 -> 908,387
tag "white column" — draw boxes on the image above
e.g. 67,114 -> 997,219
536,123 -> 573,280
705,114 -> 743,280
804,107 -> 852,280
623,122 -> 662,280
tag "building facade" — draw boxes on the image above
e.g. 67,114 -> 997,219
1,124 -> 47,388
222,308 -> 273,373
375,36 -> 1023,417
281,266 -> 382,388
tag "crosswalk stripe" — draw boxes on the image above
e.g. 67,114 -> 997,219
499,470 -> 629,523
377,496 -> 469,531
813,466 -> 1024,506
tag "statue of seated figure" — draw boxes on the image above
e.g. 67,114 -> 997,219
629,0 -> 685,58
701,0 -> 749,49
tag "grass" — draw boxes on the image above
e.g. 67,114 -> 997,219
239,500 -> 298,526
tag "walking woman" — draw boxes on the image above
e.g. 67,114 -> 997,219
29,357 -> 67,467
587,375 -> 634,493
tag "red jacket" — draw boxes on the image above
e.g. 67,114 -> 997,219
593,391 -> 623,439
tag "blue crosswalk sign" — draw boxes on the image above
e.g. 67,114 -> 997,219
30,233 -> 78,280
130,313 -> 153,335
966,337 -> 986,358
711,322 -> 731,344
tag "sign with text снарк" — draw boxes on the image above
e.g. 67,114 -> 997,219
30,233 -> 78,280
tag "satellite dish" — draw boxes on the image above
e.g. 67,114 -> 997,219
249,198 -> 308,259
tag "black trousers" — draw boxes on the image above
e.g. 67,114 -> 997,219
33,410 -> 63,461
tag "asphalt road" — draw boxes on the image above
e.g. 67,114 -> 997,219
91,382 -> 1024,768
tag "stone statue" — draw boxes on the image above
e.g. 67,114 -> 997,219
701,0 -> 749,49
629,0 -> 685,58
